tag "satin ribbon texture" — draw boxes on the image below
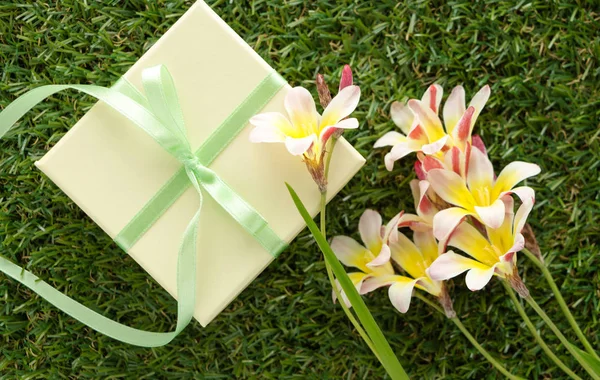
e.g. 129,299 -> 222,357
0,65 -> 286,346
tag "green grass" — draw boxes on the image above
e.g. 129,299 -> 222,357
1,0 -> 599,378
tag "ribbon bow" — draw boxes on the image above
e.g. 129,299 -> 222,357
0,65 -> 285,346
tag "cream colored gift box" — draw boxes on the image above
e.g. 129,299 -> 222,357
34,0 -> 365,326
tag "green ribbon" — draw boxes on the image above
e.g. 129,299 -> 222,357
0,65 -> 287,346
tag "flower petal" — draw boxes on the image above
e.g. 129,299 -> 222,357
451,106 -> 475,151
432,207 -> 472,241
366,244 -> 391,268
390,101 -> 414,135
443,85 -> 466,135
421,84 -> 443,115
486,195 -> 515,253
500,186 -> 536,203
507,233 -> 525,255
514,197 -> 534,236
388,278 -> 419,313
383,212 -> 403,243
447,221 -> 499,266
374,131 -> 406,148
319,126 -> 338,146
320,118 -> 359,145
475,198 -> 506,229
249,112 -> 295,136
443,146 -> 461,176
463,142 -> 472,178
284,87 -> 319,136
386,141 -> 417,168
333,117 -> 359,130
471,134 -> 487,155
407,122 -> 429,143
284,135 -> 315,156
409,179 -> 421,208
330,235 -> 369,270
361,274 -> 411,294
428,250 -> 492,282
398,213 -> 430,232
421,156 -> 444,173
384,152 -> 397,171
416,180 -> 438,220
492,161 -> 541,199
320,85 -> 361,128
413,230 -> 439,264
467,85 -> 491,134
249,126 -> 286,143
467,141 -> 494,191
414,160 -> 426,180
408,99 -> 446,142
390,233 -> 429,279
465,265 -> 497,291
359,209 -> 383,254
422,135 -> 449,155
427,169 -> 476,208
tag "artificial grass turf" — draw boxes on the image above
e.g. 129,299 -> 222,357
0,0 -> 599,378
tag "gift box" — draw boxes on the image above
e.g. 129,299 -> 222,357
29,1 -> 365,327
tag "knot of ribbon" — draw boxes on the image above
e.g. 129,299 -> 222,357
181,154 -> 203,170
0,65 -> 286,347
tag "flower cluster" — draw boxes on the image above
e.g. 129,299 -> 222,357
332,84 -> 540,314
250,73 -> 597,379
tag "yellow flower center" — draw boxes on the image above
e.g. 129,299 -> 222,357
471,186 -> 491,206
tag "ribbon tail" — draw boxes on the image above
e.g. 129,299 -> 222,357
188,165 -> 286,255
0,197 -> 198,346
0,174 -> 201,347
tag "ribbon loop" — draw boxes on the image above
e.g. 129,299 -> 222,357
142,65 -> 191,152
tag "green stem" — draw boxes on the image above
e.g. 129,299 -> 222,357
522,248 -> 599,360
324,136 -> 338,181
413,293 -> 524,380
413,292 -> 444,314
525,295 -> 600,380
451,317 -> 523,380
502,281 -> 582,380
319,192 -> 379,359
319,136 -> 382,361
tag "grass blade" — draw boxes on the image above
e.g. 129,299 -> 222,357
567,342 -> 600,376
286,183 -> 409,380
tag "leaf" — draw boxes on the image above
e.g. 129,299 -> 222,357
286,183 -> 409,380
567,342 -> 600,375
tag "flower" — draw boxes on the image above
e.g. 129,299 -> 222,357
329,210 -> 399,303
249,80 -> 360,191
331,209 -> 444,314
374,84 -> 490,171
360,227 -> 444,314
427,146 -> 540,241
428,195 -> 533,291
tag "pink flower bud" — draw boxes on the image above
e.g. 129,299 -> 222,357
339,64 -> 353,92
